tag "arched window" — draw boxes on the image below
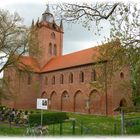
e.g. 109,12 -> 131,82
52,76 -> 55,85
54,44 -> 57,55
49,43 -> 52,55
120,98 -> 127,107
27,73 -> 32,85
51,32 -> 55,39
120,72 -> 124,79
79,71 -> 84,83
69,73 -> 73,83
45,76 -> 48,85
41,91 -> 47,98
91,69 -> 96,81
62,91 -> 69,100
60,74 -> 64,84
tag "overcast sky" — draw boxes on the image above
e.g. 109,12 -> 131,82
0,0 -> 138,54
0,0 -> 137,78
0,0 -> 112,55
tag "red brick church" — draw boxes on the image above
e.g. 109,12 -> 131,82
1,6 -> 132,115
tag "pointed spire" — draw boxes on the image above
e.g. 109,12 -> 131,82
60,19 -> 63,29
32,19 -> 34,26
45,3 -> 50,13
36,17 -> 40,27
37,17 -> 39,23
53,19 -> 55,24
52,19 -> 56,29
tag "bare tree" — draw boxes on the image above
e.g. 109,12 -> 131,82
0,9 -> 28,73
53,3 -> 118,32
0,9 -> 30,103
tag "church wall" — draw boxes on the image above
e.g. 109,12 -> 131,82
1,63 -> 132,116
2,59 -> 132,115
38,63 -> 132,116
1,67 -> 20,108
39,64 -> 108,115
14,71 -> 41,109
2,68 -> 41,109
108,66 -> 133,115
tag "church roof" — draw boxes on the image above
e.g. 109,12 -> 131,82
18,46 -> 99,73
18,56 -> 40,72
18,40 -> 120,73
41,46 -> 99,72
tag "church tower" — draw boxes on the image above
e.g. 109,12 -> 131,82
29,5 -> 63,68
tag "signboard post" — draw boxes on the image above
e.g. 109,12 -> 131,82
37,98 -> 48,127
41,109 -> 43,127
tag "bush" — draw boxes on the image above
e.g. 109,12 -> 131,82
0,105 -> 6,110
29,112 -> 69,125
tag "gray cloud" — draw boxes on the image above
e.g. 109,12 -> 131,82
0,2 -> 110,55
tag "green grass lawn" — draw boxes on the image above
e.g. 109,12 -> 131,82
0,123 -> 26,136
0,111 -> 140,136
47,112 -> 121,136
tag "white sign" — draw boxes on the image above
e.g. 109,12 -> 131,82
37,98 -> 48,110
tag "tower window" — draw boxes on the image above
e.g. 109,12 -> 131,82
27,73 -> 32,85
60,74 -> 64,84
45,76 -> 48,85
69,73 -> 73,83
79,71 -> 84,83
91,69 -> 96,81
54,44 -> 57,55
49,43 -> 52,55
52,76 -> 55,85
51,32 -> 55,39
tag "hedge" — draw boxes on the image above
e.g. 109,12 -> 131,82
0,105 -> 6,110
29,112 -> 69,125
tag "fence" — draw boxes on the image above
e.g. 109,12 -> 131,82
46,117 -> 140,136
47,118 -> 118,136
124,117 -> 140,134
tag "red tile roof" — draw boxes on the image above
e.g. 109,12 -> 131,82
18,56 -> 40,72
41,46 -> 99,72
17,39 -> 120,73
18,46 -> 100,73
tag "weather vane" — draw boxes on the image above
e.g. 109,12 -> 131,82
45,3 -> 50,13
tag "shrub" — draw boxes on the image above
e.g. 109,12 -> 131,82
29,112 -> 69,125
0,105 -> 6,110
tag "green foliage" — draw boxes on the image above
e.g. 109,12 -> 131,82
109,3 -> 140,105
0,105 -> 6,110
132,96 -> 140,106
29,112 -> 69,125
0,111 -> 140,136
0,124 -> 26,136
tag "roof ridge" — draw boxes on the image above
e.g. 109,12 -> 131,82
41,46 -> 98,71
62,46 -> 98,57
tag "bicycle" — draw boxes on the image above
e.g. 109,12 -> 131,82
33,125 -> 49,136
25,124 -> 36,136
25,124 -> 49,136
